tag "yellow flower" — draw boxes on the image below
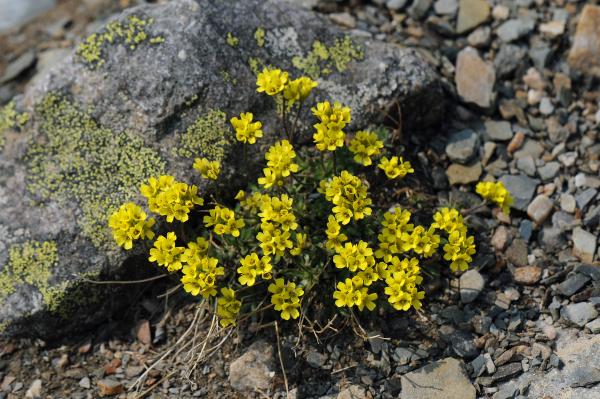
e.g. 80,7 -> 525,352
108,202 -> 155,250
268,278 -> 304,320
476,181 -> 514,214
256,68 -> 289,96
333,278 -> 377,311
259,194 -> 298,231
237,190 -> 269,212
181,236 -> 210,263
258,140 -> 299,188
290,232 -> 308,256
325,215 -> 348,251
238,253 -> 272,286
333,240 -> 375,272
375,207 -> 414,262
321,171 -> 372,225
378,156 -> 414,179
384,260 -> 424,311
181,255 -> 224,298
148,232 -> 185,272
230,112 -> 263,144
217,287 -> 242,328
410,226 -> 440,258
443,230 -> 476,272
431,208 -> 465,234
283,76 -> 318,105
312,101 -> 351,152
256,223 -> 293,257
348,131 -> 384,166
140,175 -> 204,223
193,157 -> 221,180
203,206 -> 245,237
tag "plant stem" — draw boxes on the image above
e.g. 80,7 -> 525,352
333,151 -> 337,175
290,102 -> 303,144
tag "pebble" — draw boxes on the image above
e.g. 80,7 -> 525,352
460,269 -> 485,303
408,0 -> 433,20
97,379 -> 124,397
78,377 -> 91,389
484,120 -> 512,141
467,26 -> 491,47
0,50 -> 36,84
496,18 -> 535,42
445,129 -> 479,163
401,358 -> 476,399
539,20 -> 565,38
493,362 -> 522,382
513,265 -> 542,285
0,0 -> 56,33
585,318 -> 600,334
500,175 -> 539,211
494,44 -> 526,78
519,220 -> 533,242
568,5 -> 600,76
560,193 -> 577,213
538,227 -> 565,251
539,98 -> 554,115
446,162 -> 482,185
516,156 -> 536,176
456,0 -> 490,34
506,239 -> 528,266
492,5 -> 509,20
538,162 -> 560,181
527,195 -> 554,225
455,47 -> 495,108
329,12 -> 357,29
557,273 -> 591,297
558,151 -> 577,167
135,319 -> 152,345
561,302 -> 598,327
575,188 -> 597,209
482,141 -> 496,165
386,0 -> 408,11
513,139 -> 544,160
491,225 -> 510,251
25,379 -> 42,399
337,385 -> 368,399
572,227 -> 597,263
434,0 -> 458,16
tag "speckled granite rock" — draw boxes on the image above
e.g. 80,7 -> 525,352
0,0 -> 443,338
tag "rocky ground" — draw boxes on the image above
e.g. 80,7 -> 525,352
0,0 -> 599,398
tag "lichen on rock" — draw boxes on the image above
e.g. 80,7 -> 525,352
292,36 -> 364,79
172,109 -> 233,161
0,101 -> 29,149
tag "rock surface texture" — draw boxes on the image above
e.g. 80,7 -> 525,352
0,0 -> 442,337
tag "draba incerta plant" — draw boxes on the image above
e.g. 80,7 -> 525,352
109,67 -> 514,327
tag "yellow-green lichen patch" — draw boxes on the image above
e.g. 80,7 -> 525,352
77,15 -> 165,68
172,109 -> 233,161
292,36 -> 364,79
0,241 -> 57,304
226,32 -> 239,47
254,27 -> 266,47
248,56 -> 265,76
26,94 -> 166,249
0,101 -> 29,149
42,271 -> 104,319
220,69 -> 238,86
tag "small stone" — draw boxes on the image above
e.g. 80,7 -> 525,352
386,0 -> 408,11
401,358 -> 476,399
492,362 -> 522,382
485,120 -> 512,141
492,5 -> 509,20
79,377 -> 91,389
558,151 -> 577,167
482,142 -> 496,165
393,347 -> 414,365
585,318 -> 600,333
329,12 -> 356,29
506,239 -> 528,266
25,379 -> 42,399
496,18 -> 535,42
337,385 -> 368,399
492,226 -> 510,251
456,0 -> 490,33
494,44 -> 526,78
516,156 -> 536,177
568,5 -> 600,76
513,265 -> 542,285
467,26 -> 491,47
434,0 -> 458,16
445,129 -> 479,163
513,139 -> 544,160
527,195 -> 554,225
460,269 -> 485,303
560,193 -> 576,213
499,175 -> 539,211
557,273 -> 591,297
229,340 -> 275,392
135,319 -> 152,345
539,98 -> 554,115
97,379 -> 124,397
572,227 -> 597,263
561,302 -> 598,327
507,131 -> 525,155
575,188 -> 597,210
409,0 -> 433,20
455,47 -> 495,108
539,20 -> 565,38
446,162 -> 482,185
519,220 -> 533,242
538,227 -> 565,251
1,50 -> 36,84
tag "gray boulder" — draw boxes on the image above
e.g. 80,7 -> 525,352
0,0 -> 443,337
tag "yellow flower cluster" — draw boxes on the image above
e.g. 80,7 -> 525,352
431,207 -> 465,234
258,194 -> 298,231
410,226 -> 440,258
257,223 -> 293,257
333,240 -> 375,272
108,202 -> 155,250
443,230 -> 476,272
236,190 -> 269,212
181,236 -> 210,262
237,252 -> 272,286
256,68 -> 289,96
325,215 -> 348,251
217,287 -> 241,328
141,175 -> 204,223
181,255 -> 224,298
378,156 -> 414,179
348,131 -> 384,166
284,76 -> 318,106
476,181 -> 513,214
193,157 -> 221,180
258,140 -> 299,188
203,206 -> 245,237
320,171 -> 372,225
375,207 -> 414,262
290,232 -> 308,256
268,278 -> 304,320
384,256 -> 424,311
333,278 -> 378,311
230,112 -> 263,144
149,232 -> 185,272
312,101 -> 351,152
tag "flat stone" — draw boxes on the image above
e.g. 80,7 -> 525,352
409,0 -> 433,20
561,302 -> 598,327
496,18 -> 535,42
568,5 -> 600,76
455,46 -> 495,108
456,0 -> 490,34
539,97 -> 554,115
434,0 -> 458,15
558,273 -> 591,297
527,195 -> 554,225
585,318 -> 600,333
445,129 -> 479,163
484,120 -> 512,141
516,156 -> 536,176
499,175 -> 540,211
513,265 -> 542,285
467,26 -> 491,47
519,220 -> 533,242
97,379 -> 124,397
560,193 -> 576,213
538,227 -> 565,251
229,340 -> 275,392
506,239 -> 528,266
513,139 -> 544,160
575,188 -> 597,210
494,44 -> 527,78
446,162 -> 482,185
401,358 -> 476,399
386,0 -> 408,11
492,225 -> 510,251
584,204 -> 600,228
0,50 -> 36,84
574,264 -> 600,281
337,385 -> 368,399
460,269 -> 485,303
492,362 -> 522,382
540,20 -> 565,37
572,227 -> 597,263
329,12 -> 356,29
538,162 -> 560,181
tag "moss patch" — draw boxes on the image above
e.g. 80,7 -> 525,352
77,15 -> 165,68
254,27 -> 266,48
0,241 -> 57,304
172,110 -> 232,161
292,36 -> 363,79
0,101 -> 29,150
26,94 -> 166,249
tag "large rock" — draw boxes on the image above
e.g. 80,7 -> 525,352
0,0 -> 443,338
568,5 -> 600,76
